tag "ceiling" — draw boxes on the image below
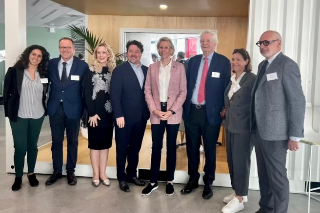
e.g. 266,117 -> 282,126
0,0 -> 85,29
0,0 -> 249,29
51,0 -> 249,17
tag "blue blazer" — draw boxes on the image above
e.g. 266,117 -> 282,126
47,57 -> 88,119
183,52 -> 231,125
110,61 -> 150,124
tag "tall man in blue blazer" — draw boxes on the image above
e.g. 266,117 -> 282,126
45,38 -> 88,186
252,31 -> 305,213
181,30 -> 231,199
110,40 -> 150,192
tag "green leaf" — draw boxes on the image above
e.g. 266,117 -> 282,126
67,24 -> 105,55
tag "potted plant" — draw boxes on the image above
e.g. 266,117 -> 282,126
67,25 -> 104,55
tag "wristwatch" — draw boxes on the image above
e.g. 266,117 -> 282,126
169,110 -> 176,115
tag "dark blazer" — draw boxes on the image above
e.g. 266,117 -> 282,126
110,61 -> 150,124
3,67 -> 48,122
47,57 -> 88,119
223,72 -> 256,134
183,52 -> 231,125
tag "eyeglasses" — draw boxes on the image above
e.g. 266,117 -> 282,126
59,46 -> 72,50
256,39 -> 279,47
200,39 -> 214,43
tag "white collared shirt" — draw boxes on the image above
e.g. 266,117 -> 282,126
266,51 -> 281,69
228,72 -> 246,100
159,60 -> 172,102
58,57 -> 74,79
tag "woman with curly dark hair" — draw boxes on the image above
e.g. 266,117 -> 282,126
3,45 -> 50,191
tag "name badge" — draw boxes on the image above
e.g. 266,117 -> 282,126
266,72 -> 278,81
71,75 -> 80,81
211,72 -> 220,78
40,78 -> 48,84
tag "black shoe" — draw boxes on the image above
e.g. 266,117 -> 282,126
12,177 -> 22,191
127,177 -> 146,186
181,181 -> 199,194
27,173 -> 39,187
166,183 -> 174,196
45,173 -> 62,186
202,183 -> 213,199
119,181 -> 130,192
67,171 -> 77,186
142,183 -> 158,196
255,209 -> 266,213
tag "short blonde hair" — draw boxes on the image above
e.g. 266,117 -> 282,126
157,37 -> 175,56
92,43 -> 116,73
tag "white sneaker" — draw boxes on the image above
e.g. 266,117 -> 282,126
223,192 -> 248,203
221,197 -> 244,213
199,145 -> 204,153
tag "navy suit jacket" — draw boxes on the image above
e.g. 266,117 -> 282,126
183,52 -> 231,125
47,56 -> 88,119
110,61 -> 150,124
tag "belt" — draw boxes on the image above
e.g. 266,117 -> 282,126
160,102 -> 167,106
191,104 -> 205,109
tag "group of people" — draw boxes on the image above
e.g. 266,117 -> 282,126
4,29 -> 305,213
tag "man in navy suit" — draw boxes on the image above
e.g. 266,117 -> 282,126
181,30 -> 231,199
110,40 -> 150,192
45,37 -> 88,186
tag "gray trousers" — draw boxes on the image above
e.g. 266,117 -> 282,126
253,129 -> 289,213
226,130 -> 253,196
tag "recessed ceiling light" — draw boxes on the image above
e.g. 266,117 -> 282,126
160,5 -> 168,10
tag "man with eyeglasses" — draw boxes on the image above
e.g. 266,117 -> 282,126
45,37 -> 88,186
251,30 -> 305,213
181,30 -> 231,199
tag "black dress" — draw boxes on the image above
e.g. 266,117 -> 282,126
83,66 -> 113,150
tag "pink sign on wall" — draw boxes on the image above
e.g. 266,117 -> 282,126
186,38 -> 198,58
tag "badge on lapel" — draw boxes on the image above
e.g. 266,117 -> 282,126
71,75 -> 80,81
40,78 -> 48,83
211,72 -> 220,78
266,72 -> 278,81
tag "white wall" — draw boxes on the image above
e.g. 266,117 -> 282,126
247,0 -> 320,189
247,0 -> 320,132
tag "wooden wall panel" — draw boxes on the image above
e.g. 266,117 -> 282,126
87,15 -> 248,63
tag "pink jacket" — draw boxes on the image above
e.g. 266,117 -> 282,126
144,61 -> 187,124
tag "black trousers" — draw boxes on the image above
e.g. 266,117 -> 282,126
49,103 -> 80,173
115,116 -> 147,181
184,105 -> 221,184
150,104 -> 179,183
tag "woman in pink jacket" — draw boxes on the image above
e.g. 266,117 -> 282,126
142,37 -> 187,196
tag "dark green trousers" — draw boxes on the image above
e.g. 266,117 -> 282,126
10,116 -> 44,177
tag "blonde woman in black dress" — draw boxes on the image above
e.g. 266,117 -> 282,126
83,43 -> 116,187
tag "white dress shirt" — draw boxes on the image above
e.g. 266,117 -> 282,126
228,72 -> 246,100
159,60 -> 172,102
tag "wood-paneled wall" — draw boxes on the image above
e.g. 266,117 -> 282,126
87,15 -> 248,63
